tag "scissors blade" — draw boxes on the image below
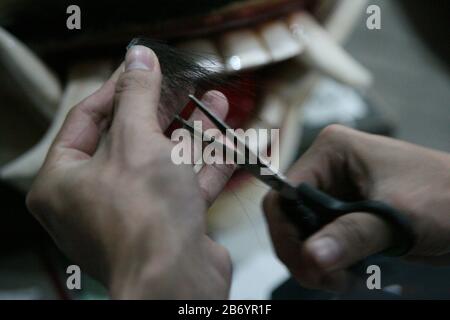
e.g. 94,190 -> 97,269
189,94 -> 231,132
182,97 -> 299,201
240,161 -> 298,200
189,95 -> 274,170
189,95 -> 256,161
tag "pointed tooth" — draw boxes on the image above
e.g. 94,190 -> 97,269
250,121 -> 270,157
177,39 -> 225,73
278,103 -> 302,171
247,93 -> 289,160
257,94 -> 286,128
220,29 -> 271,72
0,62 -> 111,191
260,21 -> 303,62
0,27 -> 62,119
288,12 -> 373,90
322,0 -> 369,43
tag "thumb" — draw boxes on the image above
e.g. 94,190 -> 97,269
302,212 -> 393,275
112,45 -> 162,135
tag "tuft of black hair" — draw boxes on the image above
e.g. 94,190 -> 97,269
128,37 -> 229,109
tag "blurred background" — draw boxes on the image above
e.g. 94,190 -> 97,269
0,0 -> 448,299
348,0 -> 449,152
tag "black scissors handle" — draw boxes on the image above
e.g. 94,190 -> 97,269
279,183 -> 415,257
185,94 -> 416,256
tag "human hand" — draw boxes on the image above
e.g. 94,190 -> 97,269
263,125 -> 450,291
26,45 -> 235,299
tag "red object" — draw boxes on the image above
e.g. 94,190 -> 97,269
165,72 -> 260,191
166,72 -> 258,134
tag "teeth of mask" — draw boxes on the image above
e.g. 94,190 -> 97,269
220,29 -> 271,71
0,26 -> 62,120
260,21 -> 304,62
177,39 -> 225,74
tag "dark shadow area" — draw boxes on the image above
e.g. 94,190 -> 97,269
398,0 -> 450,73
0,182 -> 51,254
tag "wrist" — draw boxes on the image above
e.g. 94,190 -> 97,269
107,223 -> 189,299
108,244 -> 190,299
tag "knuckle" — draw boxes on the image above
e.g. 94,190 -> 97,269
210,242 -> 233,278
217,245 -> 232,269
25,187 -> 43,214
333,217 -> 368,249
66,104 -> 82,120
26,178 -> 54,219
317,124 -> 348,144
115,70 -> 153,95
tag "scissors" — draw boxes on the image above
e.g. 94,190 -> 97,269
177,94 -> 415,258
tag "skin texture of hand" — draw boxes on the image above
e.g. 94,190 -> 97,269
26,45 -> 235,299
263,124 -> 450,292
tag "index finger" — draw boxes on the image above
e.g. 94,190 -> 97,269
49,64 -> 123,161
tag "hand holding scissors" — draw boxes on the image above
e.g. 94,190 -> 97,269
179,95 -> 447,292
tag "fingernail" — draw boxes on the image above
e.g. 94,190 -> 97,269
308,237 -> 342,270
125,45 -> 155,71
202,92 -> 214,105
203,90 -> 225,104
